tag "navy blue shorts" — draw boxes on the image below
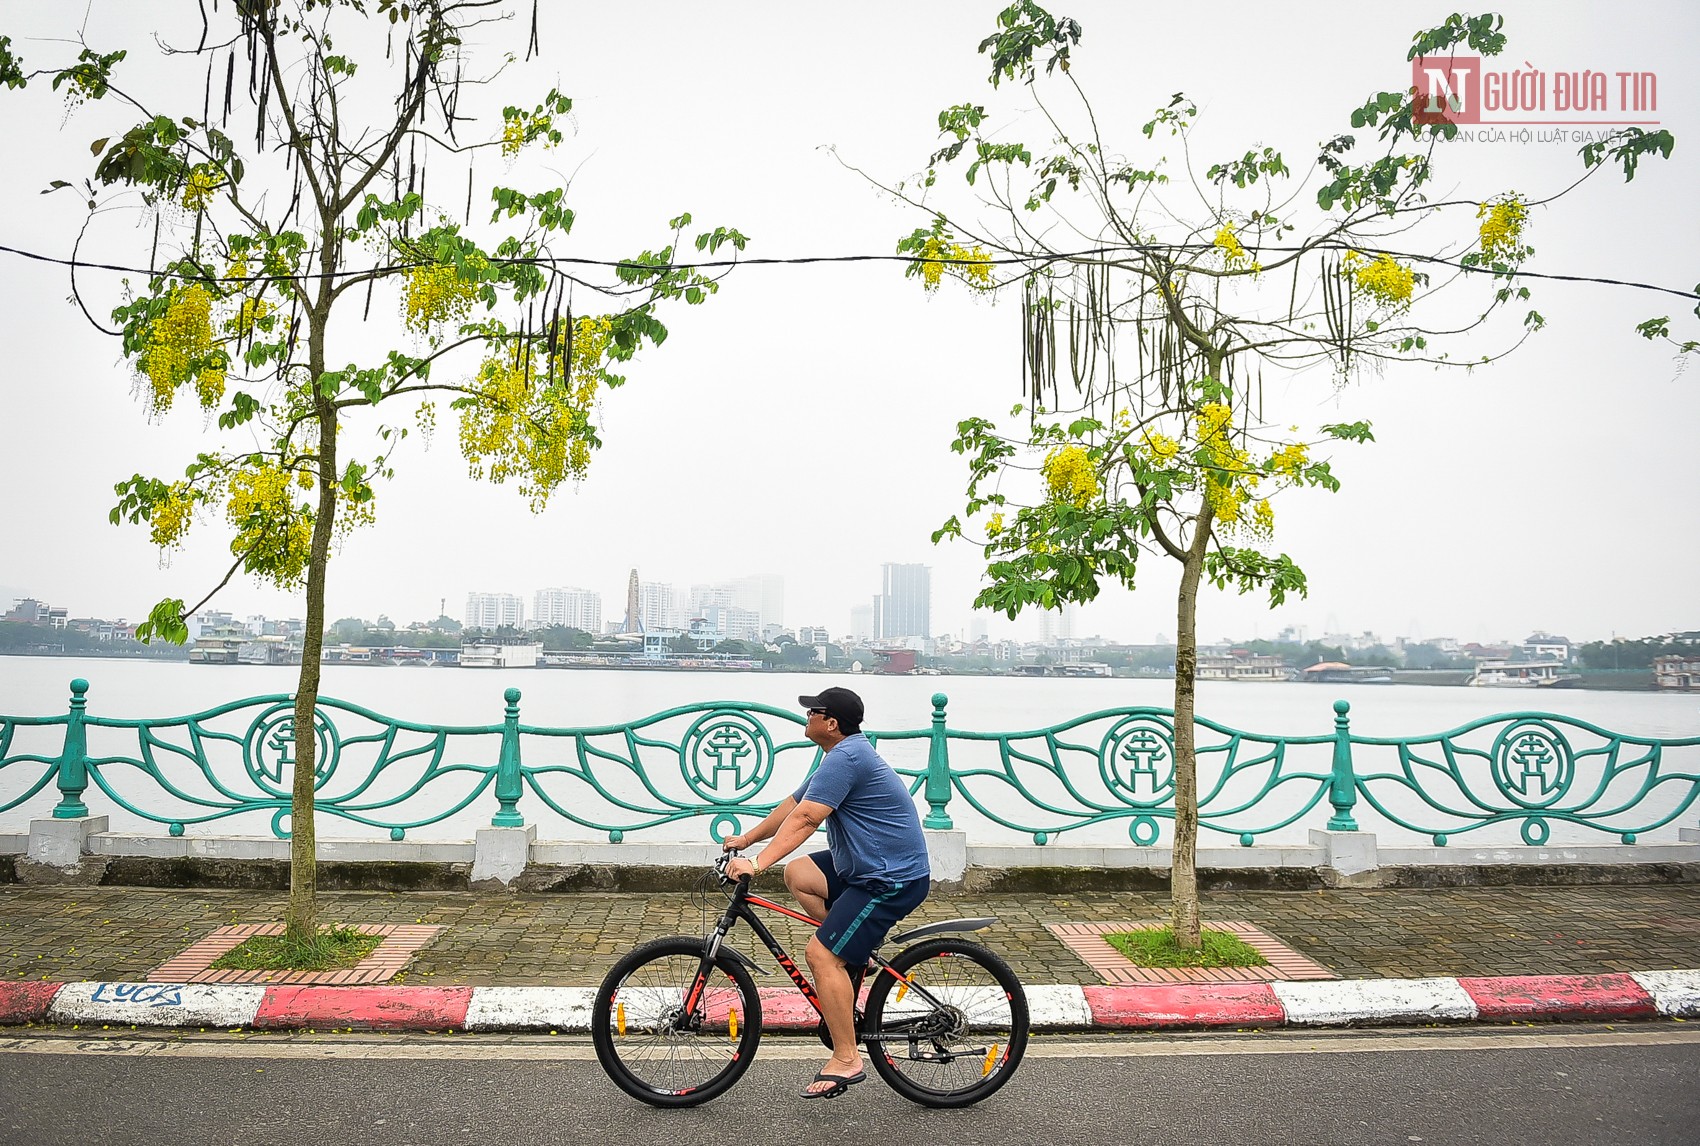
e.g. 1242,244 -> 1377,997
809,849 -> 929,966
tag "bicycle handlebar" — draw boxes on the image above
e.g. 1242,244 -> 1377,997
714,850 -> 751,887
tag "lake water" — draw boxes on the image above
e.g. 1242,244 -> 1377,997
3,656 -> 1697,848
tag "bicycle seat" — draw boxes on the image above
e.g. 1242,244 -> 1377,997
887,917 -> 998,945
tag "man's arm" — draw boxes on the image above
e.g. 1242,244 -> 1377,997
722,796 -> 798,851
751,799 -> 832,874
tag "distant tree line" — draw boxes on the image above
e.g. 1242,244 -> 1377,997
0,621 -> 188,659
1575,637 -> 1697,671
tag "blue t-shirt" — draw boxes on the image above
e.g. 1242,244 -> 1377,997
792,732 -> 931,889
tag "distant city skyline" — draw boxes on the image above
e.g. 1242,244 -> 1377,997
11,582 -> 1681,657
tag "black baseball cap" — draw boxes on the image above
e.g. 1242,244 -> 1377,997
799,686 -> 864,731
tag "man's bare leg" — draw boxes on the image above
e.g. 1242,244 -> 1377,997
784,855 -> 829,922
803,934 -> 862,1094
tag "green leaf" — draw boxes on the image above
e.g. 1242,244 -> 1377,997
1319,421 -> 1375,444
134,598 -> 189,646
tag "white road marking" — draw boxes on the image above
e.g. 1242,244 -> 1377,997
1271,977 -> 1478,1026
48,982 -> 266,1028
1633,970 -> 1700,1017
463,986 -> 597,1031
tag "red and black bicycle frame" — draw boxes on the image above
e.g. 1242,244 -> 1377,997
678,875 -> 944,1044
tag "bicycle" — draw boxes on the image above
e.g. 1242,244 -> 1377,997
591,852 -> 1030,1109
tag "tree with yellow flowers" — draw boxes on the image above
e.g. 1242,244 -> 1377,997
0,2 -> 745,942
888,4 -> 1674,949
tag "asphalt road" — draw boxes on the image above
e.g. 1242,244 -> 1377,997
3,1025 -> 1698,1145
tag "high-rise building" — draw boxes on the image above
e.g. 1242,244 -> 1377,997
696,604 -> 761,642
849,603 -> 874,642
687,575 -> 782,633
1040,602 -> 1077,645
688,583 -> 736,613
733,575 -> 784,630
639,582 -> 679,631
533,587 -> 602,634
875,563 -> 930,639
465,592 -> 524,630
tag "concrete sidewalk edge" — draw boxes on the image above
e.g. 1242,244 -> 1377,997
5,971 -> 1699,1033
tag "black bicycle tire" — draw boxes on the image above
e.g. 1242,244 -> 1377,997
862,936 -> 1030,1108
591,935 -> 763,1108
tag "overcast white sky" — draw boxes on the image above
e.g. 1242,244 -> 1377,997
0,0 -> 1695,647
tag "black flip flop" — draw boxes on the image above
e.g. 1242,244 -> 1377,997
799,1070 -> 867,1100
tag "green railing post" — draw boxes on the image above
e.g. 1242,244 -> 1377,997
492,686 -> 525,827
923,691 -> 954,830
51,678 -> 91,819
1326,698 -> 1359,831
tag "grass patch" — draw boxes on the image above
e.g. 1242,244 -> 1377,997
1102,926 -> 1269,969
210,926 -> 382,972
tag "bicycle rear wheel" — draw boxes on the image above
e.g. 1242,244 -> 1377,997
863,936 -> 1029,1108
591,936 -> 762,1108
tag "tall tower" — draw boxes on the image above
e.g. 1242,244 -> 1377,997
877,563 -> 930,639
620,569 -> 643,634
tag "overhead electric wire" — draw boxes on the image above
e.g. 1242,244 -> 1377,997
0,238 -> 1693,302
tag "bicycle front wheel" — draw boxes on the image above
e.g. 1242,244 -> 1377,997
591,936 -> 762,1108
863,937 -> 1029,1108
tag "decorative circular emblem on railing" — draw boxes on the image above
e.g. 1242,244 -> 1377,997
681,711 -> 774,805
1490,719 -> 1574,810
1099,715 -> 1176,804
243,703 -> 340,798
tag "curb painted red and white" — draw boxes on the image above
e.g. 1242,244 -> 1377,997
4,971 -> 1699,1033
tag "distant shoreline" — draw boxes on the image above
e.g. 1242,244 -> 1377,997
0,650 -> 1673,691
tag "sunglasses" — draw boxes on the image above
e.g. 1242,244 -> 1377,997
807,707 -> 829,717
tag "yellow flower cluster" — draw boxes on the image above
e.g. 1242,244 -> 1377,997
561,314 -> 614,406
139,284 -> 224,414
403,262 -> 480,337
1209,481 -> 1274,538
1191,401 -> 1272,536
415,401 -> 437,448
500,114 -> 557,158
61,68 -> 102,109
1343,251 -> 1415,308
986,512 -> 1005,538
1476,196 -> 1528,262
1252,498 -> 1275,536
181,166 -> 225,212
1269,442 -> 1308,478
149,482 -> 197,550
225,463 -> 313,588
457,315 -> 616,510
919,238 -> 994,291
1141,429 -> 1181,464
1195,402 -> 1233,445
1041,444 -> 1098,508
1213,223 -> 1250,265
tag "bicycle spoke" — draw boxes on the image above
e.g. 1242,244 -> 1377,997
596,946 -> 757,1101
867,942 -> 1027,1105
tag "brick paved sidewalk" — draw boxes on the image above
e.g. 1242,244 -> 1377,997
4,883 -> 1698,987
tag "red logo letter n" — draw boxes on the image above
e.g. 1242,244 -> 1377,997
1411,55 -> 1480,125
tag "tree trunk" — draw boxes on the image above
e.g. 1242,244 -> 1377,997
1170,496 -> 1214,950
284,290 -> 338,942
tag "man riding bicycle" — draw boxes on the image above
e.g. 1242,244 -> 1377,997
721,686 -> 931,1099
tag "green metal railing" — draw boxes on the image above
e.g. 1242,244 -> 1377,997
2,679 -> 1697,846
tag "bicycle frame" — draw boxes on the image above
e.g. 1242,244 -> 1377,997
680,877 -> 949,1042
